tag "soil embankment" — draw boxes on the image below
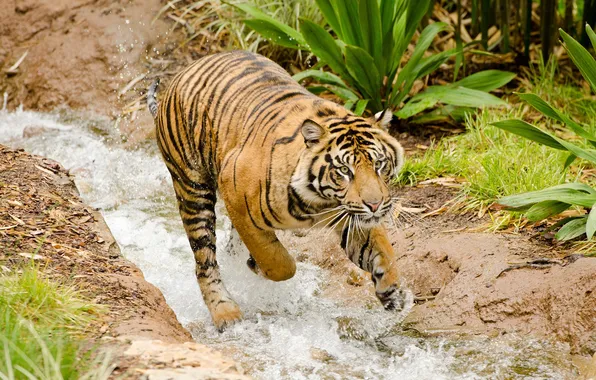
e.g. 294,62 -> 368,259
0,0 -> 168,116
0,144 -> 248,378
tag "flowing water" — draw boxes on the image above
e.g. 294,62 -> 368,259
0,109 -> 579,379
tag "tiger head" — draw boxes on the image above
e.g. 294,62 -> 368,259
291,110 -> 404,227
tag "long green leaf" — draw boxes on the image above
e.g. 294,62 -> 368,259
243,19 -> 302,49
344,45 -> 382,110
359,0 -> 383,70
333,0 -> 362,47
232,3 -> 306,48
492,120 -> 567,150
517,93 -> 596,144
564,153 -> 577,169
415,49 -> 457,79
500,189 -> 596,208
395,96 -> 438,119
324,84 -> 360,102
587,24 -> 596,51
498,183 -> 596,208
354,99 -> 369,116
380,0 -> 398,38
415,86 -> 507,108
496,119 -> 596,164
410,105 -> 474,124
315,0 -> 343,39
391,22 -> 449,106
299,19 -> 355,87
526,200 -> 571,221
383,0 -> 407,78
389,0 -> 426,79
560,28 -> 596,93
404,0 -> 432,44
555,217 -> 587,241
453,70 -> 516,91
292,70 -> 349,88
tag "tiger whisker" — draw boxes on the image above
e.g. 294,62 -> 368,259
302,205 -> 344,217
346,216 -> 356,254
356,216 -> 365,238
345,215 -> 353,253
389,204 -> 406,231
392,204 -> 421,225
323,212 -> 347,231
306,210 -> 343,234
325,212 -> 349,238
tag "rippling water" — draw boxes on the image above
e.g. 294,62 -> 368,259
0,109 -> 578,379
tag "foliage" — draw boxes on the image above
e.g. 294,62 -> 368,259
396,107 -> 573,214
0,266 -> 108,379
493,25 -> 596,242
445,0 -> 593,60
156,0 -> 323,67
231,0 -> 515,118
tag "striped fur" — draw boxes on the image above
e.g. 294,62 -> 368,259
150,51 -> 407,330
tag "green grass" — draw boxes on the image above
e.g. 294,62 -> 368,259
0,265 -> 110,379
396,107 -> 585,212
397,55 -> 596,215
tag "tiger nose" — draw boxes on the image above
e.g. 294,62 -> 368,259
364,200 -> 382,212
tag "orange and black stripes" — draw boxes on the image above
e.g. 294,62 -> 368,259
148,50 -> 407,329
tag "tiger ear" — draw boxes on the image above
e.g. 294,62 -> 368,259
373,110 -> 393,131
301,119 -> 326,148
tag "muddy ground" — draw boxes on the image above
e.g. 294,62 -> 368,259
286,185 -> 596,357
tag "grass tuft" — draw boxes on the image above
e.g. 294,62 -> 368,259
0,265 -> 108,379
396,107 -> 582,213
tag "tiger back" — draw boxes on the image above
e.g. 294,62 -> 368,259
148,50 -> 407,330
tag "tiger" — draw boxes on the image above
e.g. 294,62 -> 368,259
147,50 -> 407,331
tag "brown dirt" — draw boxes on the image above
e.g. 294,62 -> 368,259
293,184 -> 596,356
0,144 -> 248,378
0,0 -> 170,117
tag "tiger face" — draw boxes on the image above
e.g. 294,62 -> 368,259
292,110 -> 404,227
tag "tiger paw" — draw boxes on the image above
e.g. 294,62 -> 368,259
376,286 -> 408,311
212,301 -> 243,332
246,255 -> 262,276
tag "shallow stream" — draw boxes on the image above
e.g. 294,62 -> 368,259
0,109 -> 578,379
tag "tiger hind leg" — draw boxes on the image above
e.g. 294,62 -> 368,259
173,175 -> 242,331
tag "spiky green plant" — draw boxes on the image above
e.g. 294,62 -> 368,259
493,25 -> 596,242
231,0 -> 515,119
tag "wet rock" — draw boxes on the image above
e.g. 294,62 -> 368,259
22,125 -> 50,138
398,233 -> 596,355
108,338 -> 250,379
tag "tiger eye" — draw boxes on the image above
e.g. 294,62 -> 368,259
339,166 -> 350,175
374,161 -> 383,170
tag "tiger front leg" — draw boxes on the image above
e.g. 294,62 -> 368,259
342,225 -> 407,311
230,216 -> 296,282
